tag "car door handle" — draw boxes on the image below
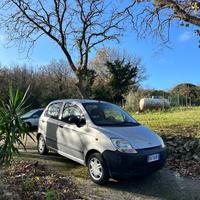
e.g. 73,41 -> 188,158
58,125 -> 63,128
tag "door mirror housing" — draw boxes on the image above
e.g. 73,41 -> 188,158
68,115 -> 79,124
68,115 -> 86,127
79,117 -> 86,126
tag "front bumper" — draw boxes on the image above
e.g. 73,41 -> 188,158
102,146 -> 167,179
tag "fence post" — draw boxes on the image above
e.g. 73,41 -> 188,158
186,95 -> 188,107
177,94 -> 180,106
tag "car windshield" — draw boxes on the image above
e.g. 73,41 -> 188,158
82,102 -> 139,127
21,109 -> 41,118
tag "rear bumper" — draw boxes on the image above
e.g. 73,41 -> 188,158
102,146 -> 167,179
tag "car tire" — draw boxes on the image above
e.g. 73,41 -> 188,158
37,135 -> 48,155
87,153 -> 109,185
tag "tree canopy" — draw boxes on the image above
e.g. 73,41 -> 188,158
105,59 -> 139,103
0,0 -> 131,97
124,0 -> 200,45
0,0 -> 198,98
171,83 -> 199,97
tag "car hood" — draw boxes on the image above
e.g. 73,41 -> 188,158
95,125 -> 162,149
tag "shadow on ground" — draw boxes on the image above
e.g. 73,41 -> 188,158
106,170 -> 200,200
18,151 -> 88,179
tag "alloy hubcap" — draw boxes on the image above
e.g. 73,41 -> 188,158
89,157 -> 103,180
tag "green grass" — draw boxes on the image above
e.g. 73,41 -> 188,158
132,106 -> 200,138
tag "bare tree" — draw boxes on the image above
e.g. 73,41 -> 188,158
0,61 -> 81,107
40,59 -> 77,96
90,48 -> 146,102
90,47 -> 146,84
0,0 -> 130,97
122,0 -> 200,45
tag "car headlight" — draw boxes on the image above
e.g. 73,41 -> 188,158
111,138 -> 137,153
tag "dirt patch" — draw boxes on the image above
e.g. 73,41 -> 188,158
1,161 -> 81,200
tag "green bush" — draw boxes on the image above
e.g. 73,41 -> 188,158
0,86 -> 33,165
46,189 -> 60,200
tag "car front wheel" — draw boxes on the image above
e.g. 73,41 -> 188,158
37,135 -> 48,155
87,153 -> 109,185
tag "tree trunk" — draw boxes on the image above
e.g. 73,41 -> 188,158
76,68 -> 96,99
76,79 -> 88,99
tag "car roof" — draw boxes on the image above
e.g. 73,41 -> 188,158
49,99 -> 109,104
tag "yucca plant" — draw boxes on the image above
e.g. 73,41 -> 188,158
0,86 -> 33,165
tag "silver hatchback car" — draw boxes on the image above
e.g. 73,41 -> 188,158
37,99 -> 167,184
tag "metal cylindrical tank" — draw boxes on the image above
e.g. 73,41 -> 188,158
139,98 -> 170,111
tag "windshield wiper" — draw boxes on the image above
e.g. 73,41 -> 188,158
120,122 -> 140,126
95,122 -> 140,127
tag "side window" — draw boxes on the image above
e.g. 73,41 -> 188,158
62,104 -> 83,122
46,103 -> 62,119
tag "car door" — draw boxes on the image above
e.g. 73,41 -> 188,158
57,103 -> 86,162
43,102 -> 63,150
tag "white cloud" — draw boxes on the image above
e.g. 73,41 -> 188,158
179,32 -> 191,42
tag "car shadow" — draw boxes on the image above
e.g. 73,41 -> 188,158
104,168 -> 200,200
20,150 -> 90,180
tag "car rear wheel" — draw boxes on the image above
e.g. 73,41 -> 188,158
37,135 -> 48,155
87,153 -> 109,185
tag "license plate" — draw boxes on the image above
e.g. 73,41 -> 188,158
147,153 -> 160,163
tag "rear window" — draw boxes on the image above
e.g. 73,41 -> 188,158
45,102 -> 62,119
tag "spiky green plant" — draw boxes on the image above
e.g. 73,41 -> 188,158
0,86 -> 33,165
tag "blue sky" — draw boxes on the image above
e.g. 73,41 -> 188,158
0,22 -> 199,91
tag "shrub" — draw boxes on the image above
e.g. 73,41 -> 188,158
0,86 -> 33,165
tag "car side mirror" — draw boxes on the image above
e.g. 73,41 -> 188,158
68,115 -> 79,125
79,118 -> 86,127
68,115 -> 86,127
